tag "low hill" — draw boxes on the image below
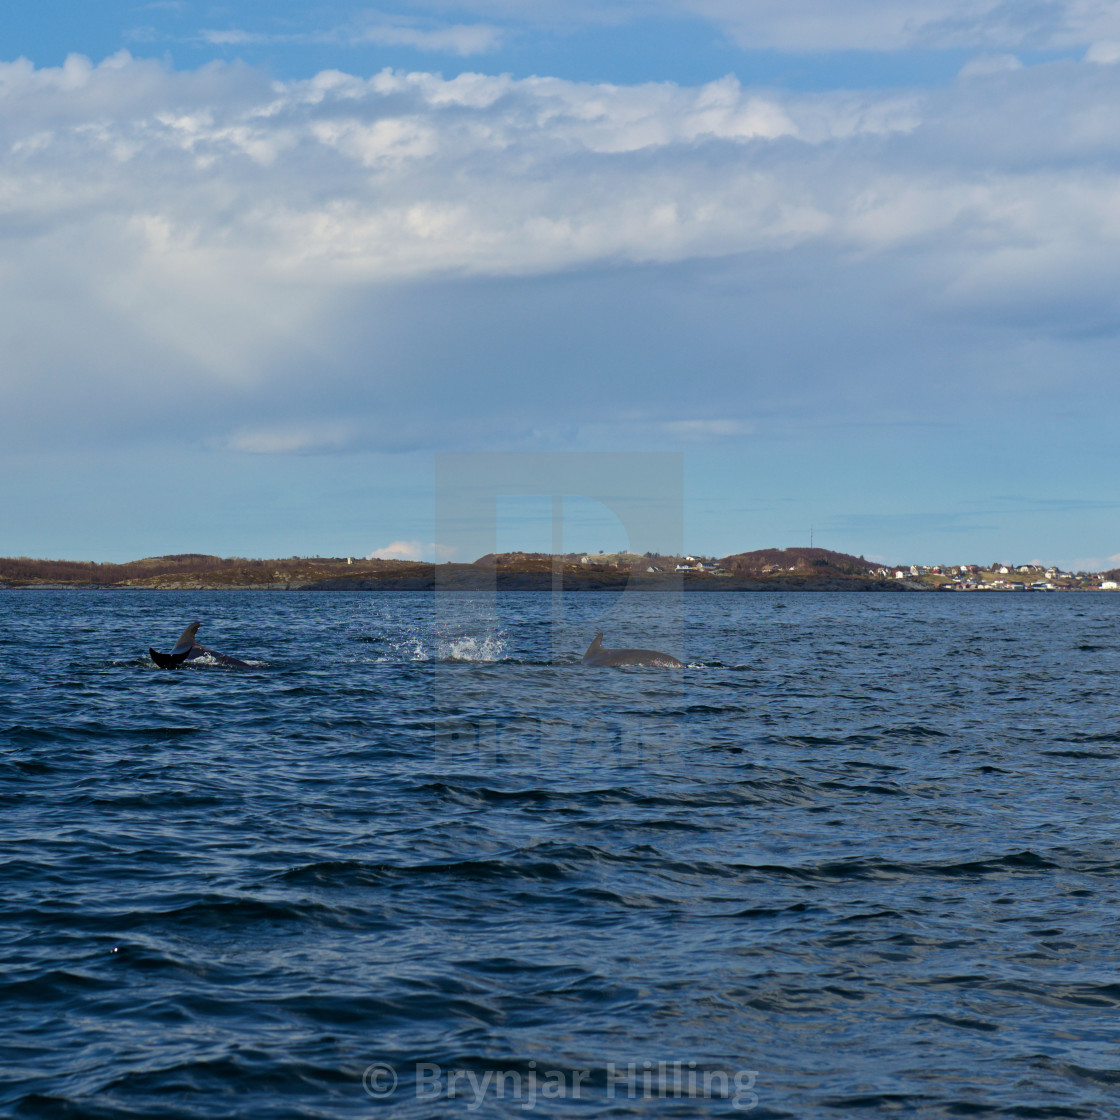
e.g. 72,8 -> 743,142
0,554 -> 418,588
719,548 -> 877,576
473,552 -> 556,568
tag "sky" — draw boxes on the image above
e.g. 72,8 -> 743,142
3,2 -> 1120,569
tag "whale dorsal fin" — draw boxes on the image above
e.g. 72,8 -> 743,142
171,622 -> 201,656
584,633 -> 603,658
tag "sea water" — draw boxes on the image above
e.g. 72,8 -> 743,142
3,589 -> 1120,1118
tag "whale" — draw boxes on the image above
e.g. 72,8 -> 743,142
149,622 -> 253,670
581,632 -> 683,668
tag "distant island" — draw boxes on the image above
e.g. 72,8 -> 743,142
2,549 -> 1118,591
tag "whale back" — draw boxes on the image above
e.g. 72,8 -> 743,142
583,632 -> 682,668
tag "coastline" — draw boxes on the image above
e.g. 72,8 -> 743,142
0,571 -> 920,592
8,548 -> 1110,591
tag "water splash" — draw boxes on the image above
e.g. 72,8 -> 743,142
375,637 -> 429,662
360,632 -> 505,662
439,634 -> 506,662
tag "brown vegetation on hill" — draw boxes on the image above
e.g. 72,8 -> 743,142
473,552 -> 649,572
718,547 -> 876,576
0,554 -> 235,585
0,554 -> 421,588
0,547 -> 896,590
472,552 -> 557,569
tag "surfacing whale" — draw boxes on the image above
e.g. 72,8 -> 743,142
581,632 -> 683,668
149,621 -> 253,670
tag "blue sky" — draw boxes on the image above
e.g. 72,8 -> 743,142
3,1 -> 1120,568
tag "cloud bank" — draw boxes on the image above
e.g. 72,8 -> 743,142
2,49 -> 1120,458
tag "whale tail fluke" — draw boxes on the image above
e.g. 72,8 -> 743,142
151,620 -> 253,670
170,622 -> 202,657
149,646 -> 191,670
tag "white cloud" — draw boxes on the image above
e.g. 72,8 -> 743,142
3,52 -> 1120,458
1072,552 -> 1120,571
1085,39 -> 1120,63
199,17 -> 503,56
959,53 -> 1024,78
2,53 -> 1107,290
346,21 -> 503,55
418,0 -> 1120,52
680,0 -> 1113,51
200,30 -> 269,46
660,419 -> 755,438
221,421 -> 357,454
368,540 -> 456,560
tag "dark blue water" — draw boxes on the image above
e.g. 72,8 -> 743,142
4,589 -> 1120,1118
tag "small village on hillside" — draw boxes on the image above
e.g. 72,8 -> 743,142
871,563 -> 1119,591
572,551 -> 1120,591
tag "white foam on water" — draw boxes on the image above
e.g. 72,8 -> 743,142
439,634 -> 506,662
358,600 -> 504,662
